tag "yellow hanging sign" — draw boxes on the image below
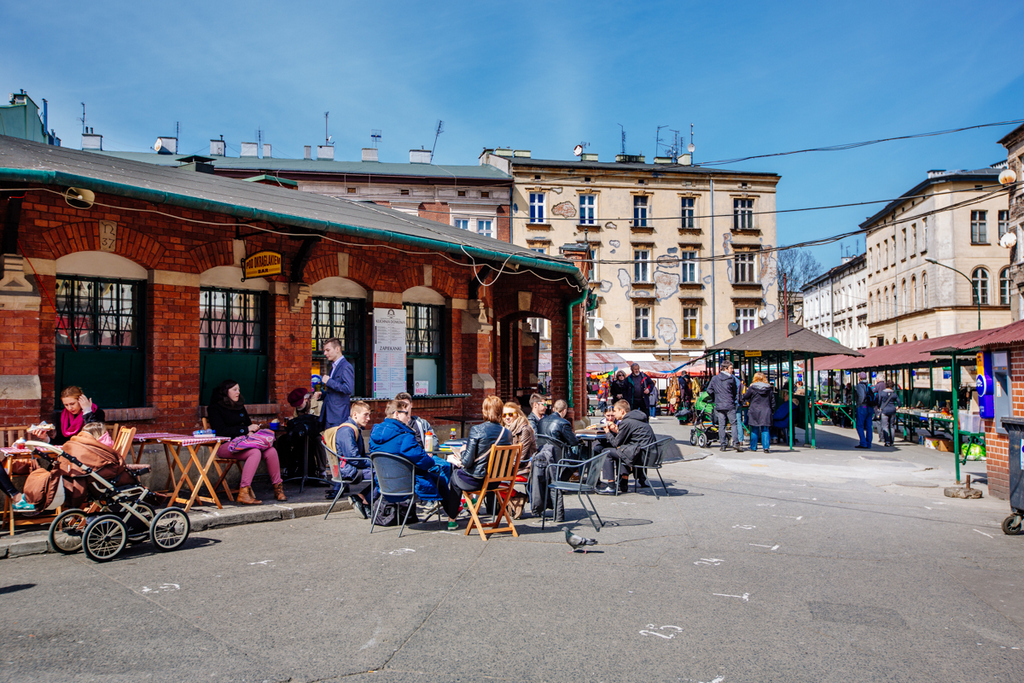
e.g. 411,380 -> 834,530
745,350 -> 761,357
242,250 -> 282,279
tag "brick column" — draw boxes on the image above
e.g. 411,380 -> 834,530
148,282 -> 200,433
0,255 -> 42,425
269,286 -> 312,416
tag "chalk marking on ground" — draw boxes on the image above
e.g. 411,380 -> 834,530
713,593 -> 750,602
973,529 -> 994,539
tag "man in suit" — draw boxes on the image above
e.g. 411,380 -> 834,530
321,337 -> 354,429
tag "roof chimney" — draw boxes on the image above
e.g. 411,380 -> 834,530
410,149 -> 431,164
262,143 -> 271,158
82,132 -> 103,151
210,138 -> 225,156
240,142 -> 259,157
317,145 -> 334,161
581,152 -> 598,161
362,148 -> 379,162
155,136 -> 177,154
304,145 -> 312,160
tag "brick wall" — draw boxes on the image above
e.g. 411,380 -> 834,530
983,346 -> 1024,499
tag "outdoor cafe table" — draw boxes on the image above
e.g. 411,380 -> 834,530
161,435 -> 229,512
132,432 -> 190,491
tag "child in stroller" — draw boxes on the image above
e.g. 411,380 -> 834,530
687,391 -> 727,449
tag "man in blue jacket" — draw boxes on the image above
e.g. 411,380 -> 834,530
368,399 -> 462,524
321,337 -> 354,428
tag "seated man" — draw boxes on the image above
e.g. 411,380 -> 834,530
325,400 -> 374,517
527,393 -> 548,433
772,390 -> 791,444
536,399 -> 579,456
368,399 -> 461,526
597,399 -> 655,494
395,392 -> 432,447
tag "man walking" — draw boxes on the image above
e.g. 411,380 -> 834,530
854,372 -> 876,449
707,360 -> 743,452
321,337 -> 354,429
625,363 -> 655,414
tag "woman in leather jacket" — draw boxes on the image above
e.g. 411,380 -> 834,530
451,395 -> 512,492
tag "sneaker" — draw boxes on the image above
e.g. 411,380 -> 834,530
447,520 -> 459,530
595,485 -> 617,496
12,497 -> 34,512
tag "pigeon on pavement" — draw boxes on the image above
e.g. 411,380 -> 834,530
565,528 -> 598,553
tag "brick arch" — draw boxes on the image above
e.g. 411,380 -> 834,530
305,253 -> 375,292
190,240 -> 235,274
493,290 -> 562,322
40,220 -> 166,270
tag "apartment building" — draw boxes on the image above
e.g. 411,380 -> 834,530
863,166 -> 1012,345
999,123 -> 1024,321
802,254 -> 868,350
482,149 -> 780,360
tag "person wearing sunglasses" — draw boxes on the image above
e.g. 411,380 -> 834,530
502,402 -> 536,468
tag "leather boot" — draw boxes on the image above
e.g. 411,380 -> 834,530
273,483 -> 287,502
237,486 -> 261,505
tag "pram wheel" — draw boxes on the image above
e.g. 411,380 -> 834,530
83,514 -> 128,562
695,431 -> 708,448
49,509 -> 89,554
689,430 -> 697,446
150,507 -> 191,552
1002,514 -> 1022,535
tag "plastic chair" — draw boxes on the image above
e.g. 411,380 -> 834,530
541,452 -> 607,532
460,443 -> 523,541
322,435 -> 374,520
368,452 -> 420,538
630,436 -> 673,498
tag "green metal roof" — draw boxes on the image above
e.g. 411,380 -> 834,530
0,136 -> 584,291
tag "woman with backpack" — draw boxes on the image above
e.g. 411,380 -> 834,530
877,380 -> 901,447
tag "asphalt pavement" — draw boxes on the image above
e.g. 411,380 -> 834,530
2,417 -> 1022,683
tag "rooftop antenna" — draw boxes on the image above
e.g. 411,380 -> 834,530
371,128 -> 381,148
324,111 -> 330,145
431,120 -> 444,162
687,123 -> 696,161
668,128 -> 681,158
655,124 -> 668,156
80,103 -> 86,135
176,121 -> 180,145
618,124 -> 626,155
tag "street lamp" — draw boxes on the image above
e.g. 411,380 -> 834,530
925,258 -> 981,330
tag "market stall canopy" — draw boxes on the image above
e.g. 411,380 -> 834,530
816,320 -> 1024,371
706,319 -> 863,358
539,351 -> 627,374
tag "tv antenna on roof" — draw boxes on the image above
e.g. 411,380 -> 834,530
371,129 -> 382,148
618,124 -> 626,154
324,112 -> 332,145
80,103 -> 86,135
431,120 -> 444,162
573,142 -> 590,157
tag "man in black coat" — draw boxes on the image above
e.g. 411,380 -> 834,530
597,400 -> 656,494
706,360 -> 744,452
537,399 -> 579,453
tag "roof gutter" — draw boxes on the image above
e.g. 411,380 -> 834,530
1,168 -> 586,291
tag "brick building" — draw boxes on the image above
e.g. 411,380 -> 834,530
0,136 -> 588,442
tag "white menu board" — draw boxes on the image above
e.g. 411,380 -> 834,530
373,307 -> 407,398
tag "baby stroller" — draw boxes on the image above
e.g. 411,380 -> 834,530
687,392 -> 725,449
21,439 -> 190,562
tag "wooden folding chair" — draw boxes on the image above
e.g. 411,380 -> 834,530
461,443 -> 523,541
203,418 -> 243,502
112,426 -> 137,461
1,426 -> 28,447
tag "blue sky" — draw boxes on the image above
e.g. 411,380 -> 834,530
5,0 -> 1023,270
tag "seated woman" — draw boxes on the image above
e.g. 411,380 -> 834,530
368,398 -> 461,527
502,402 -> 536,474
772,390 -> 792,444
1,467 -> 34,512
449,395 -> 513,504
28,386 -> 105,446
207,379 -> 285,505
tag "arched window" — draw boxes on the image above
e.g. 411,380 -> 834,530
868,292 -> 873,321
912,334 -> 918,341
901,279 -> 907,315
883,286 -> 889,318
972,267 -> 989,305
923,332 -> 929,339
911,276 -> 917,311
922,273 -> 928,308
1000,267 -> 1011,306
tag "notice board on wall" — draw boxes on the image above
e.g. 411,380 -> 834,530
373,307 -> 407,398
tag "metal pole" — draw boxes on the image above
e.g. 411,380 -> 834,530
951,351 -> 961,483
926,258 -> 981,330
710,177 -> 716,345
808,356 -> 816,448
788,351 -> 794,451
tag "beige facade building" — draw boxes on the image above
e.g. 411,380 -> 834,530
863,167 -> 1013,345
998,123 -> 1024,321
802,254 -> 868,350
482,150 -> 780,361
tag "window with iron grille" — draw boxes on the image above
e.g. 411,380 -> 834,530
405,303 -> 445,394
682,308 -> 699,339
734,252 -> 756,284
634,306 -> 651,339
579,194 -> 595,225
200,288 -> 266,351
733,198 -> 753,230
681,196 -> 695,229
971,210 -> 988,244
632,195 -> 648,227
312,297 -> 365,386
55,276 -> 142,350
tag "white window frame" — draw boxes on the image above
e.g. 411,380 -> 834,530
633,248 -> 651,283
579,194 -> 595,226
734,251 -> 757,284
736,307 -> 756,333
971,210 -> 988,244
634,306 -> 652,339
476,219 -> 493,238
454,218 -> 470,231
680,250 -> 698,283
632,195 -> 649,228
733,198 -> 754,231
681,307 -> 699,339
972,267 -> 990,305
529,192 -> 545,224
680,196 -> 696,229
1000,267 -> 1011,306
587,247 -> 598,283
998,210 -> 1010,238
586,310 -> 600,340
